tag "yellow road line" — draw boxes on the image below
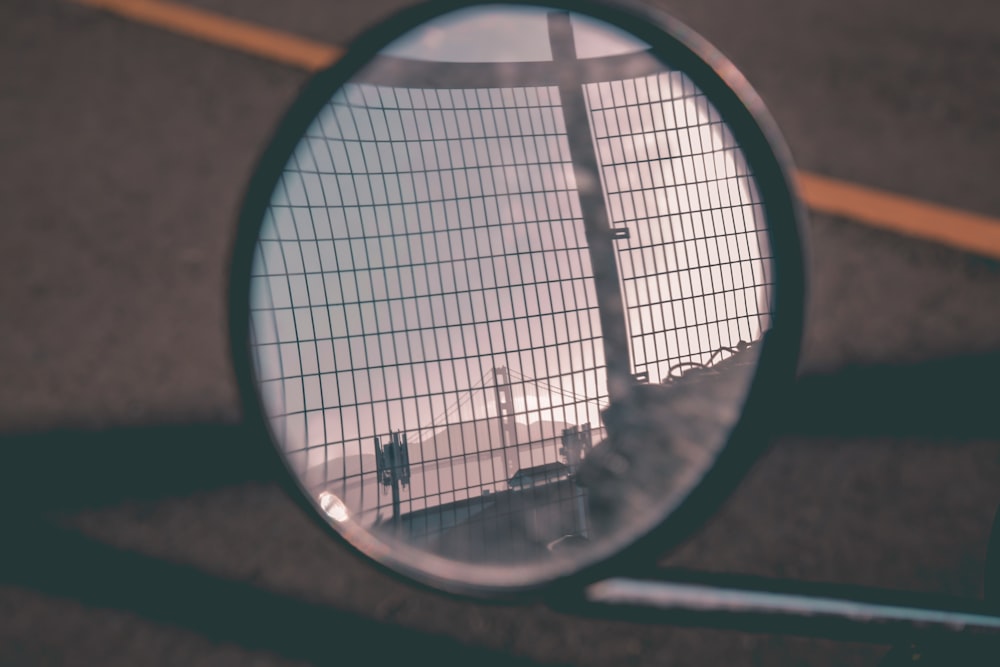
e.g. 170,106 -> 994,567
72,0 -> 1000,261
797,172 -> 1000,260
74,0 -> 342,71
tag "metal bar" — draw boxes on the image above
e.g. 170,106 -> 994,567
547,11 -> 633,407
352,51 -> 667,89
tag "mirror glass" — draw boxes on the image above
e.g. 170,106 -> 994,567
245,4 -> 773,590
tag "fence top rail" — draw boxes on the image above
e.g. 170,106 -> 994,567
351,49 -> 667,90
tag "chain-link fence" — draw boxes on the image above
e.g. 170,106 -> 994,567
249,24 -> 771,557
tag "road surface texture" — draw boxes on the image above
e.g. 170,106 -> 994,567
2,0 -> 999,665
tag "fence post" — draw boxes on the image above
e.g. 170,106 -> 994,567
547,11 -> 634,408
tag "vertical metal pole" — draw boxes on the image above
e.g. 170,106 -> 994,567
374,436 -> 382,519
391,432 -> 402,524
575,489 -> 590,538
547,11 -> 633,407
390,469 -> 401,525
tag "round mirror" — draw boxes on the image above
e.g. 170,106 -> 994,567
231,0 -> 805,596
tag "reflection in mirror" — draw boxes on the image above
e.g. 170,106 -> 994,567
247,5 -> 772,587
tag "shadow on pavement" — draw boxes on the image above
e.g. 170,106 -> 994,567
0,422 -> 274,512
2,349 -> 998,513
0,520 -> 556,667
784,350 -> 1000,439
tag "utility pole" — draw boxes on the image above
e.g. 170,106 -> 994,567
375,430 -> 410,524
560,422 -> 594,473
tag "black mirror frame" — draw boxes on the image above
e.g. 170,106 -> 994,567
228,0 -> 807,601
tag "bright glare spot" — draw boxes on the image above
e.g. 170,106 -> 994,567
318,491 -> 349,522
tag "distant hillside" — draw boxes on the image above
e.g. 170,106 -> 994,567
301,453 -> 378,501
415,416 -> 576,462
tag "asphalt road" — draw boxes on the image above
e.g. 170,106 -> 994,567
2,0 -> 1000,665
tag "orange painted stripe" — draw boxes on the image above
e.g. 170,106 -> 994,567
797,172 -> 1000,260
72,0 -> 1000,261
73,0 -> 343,71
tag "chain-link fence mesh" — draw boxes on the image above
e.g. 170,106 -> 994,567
249,45 -> 770,555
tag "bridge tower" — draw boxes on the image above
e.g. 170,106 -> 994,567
492,366 -> 520,480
